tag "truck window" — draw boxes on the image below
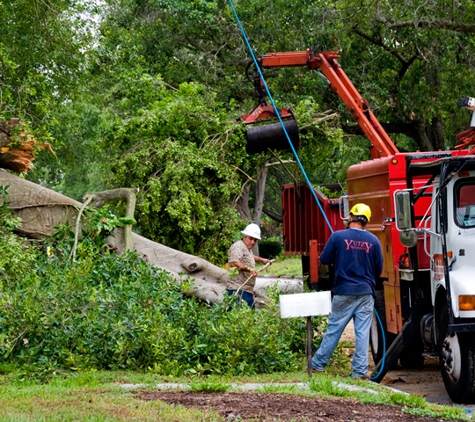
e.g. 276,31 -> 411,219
454,178 -> 475,228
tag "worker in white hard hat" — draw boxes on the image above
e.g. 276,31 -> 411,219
226,223 -> 272,308
311,203 -> 383,379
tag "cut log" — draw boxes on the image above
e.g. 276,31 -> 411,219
180,260 -> 202,273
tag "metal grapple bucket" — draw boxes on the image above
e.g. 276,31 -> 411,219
245,120 -> 300,154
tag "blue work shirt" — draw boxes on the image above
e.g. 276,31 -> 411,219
320,227 -> 383,296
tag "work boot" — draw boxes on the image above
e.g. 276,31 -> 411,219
350,373 -> 368,380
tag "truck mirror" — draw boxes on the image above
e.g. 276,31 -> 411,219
395,191 -> 412,230
340,196 -> 350,222
400,229 -> 418,248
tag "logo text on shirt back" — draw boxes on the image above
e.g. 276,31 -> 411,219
344,239 -> 373,253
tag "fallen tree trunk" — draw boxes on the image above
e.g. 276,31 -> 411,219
0,169 -> 81,239
0,169 -> 229,302
0,169 -> 300,307
0,169 -> 233,302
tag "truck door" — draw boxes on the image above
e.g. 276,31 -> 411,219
429,181 -> 446,299
431,175 -> 475,298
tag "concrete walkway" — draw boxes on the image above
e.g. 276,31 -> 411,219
120,380 -> 393,397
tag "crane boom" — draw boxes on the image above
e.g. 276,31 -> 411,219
255,50 -> 399,159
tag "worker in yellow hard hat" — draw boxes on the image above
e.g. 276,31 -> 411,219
311,203 -> 383,379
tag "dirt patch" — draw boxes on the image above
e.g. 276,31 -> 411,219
137,390 -> 450,421
134,323 -> 462,421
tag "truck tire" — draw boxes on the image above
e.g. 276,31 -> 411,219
370,290 -> 392,365
438,301 -> 475,403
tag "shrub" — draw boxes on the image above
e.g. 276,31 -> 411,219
0,223 -> 308,378
258,239 -> 283,259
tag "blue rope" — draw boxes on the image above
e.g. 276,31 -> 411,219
227,0 -> 334,234
228,1 -> 390,382
370,307 -> 386,381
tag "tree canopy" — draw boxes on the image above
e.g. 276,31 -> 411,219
0,0 -> 93,135
2,0 -> 475,262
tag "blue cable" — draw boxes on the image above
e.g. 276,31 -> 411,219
228,1 -> 389,381
227,0 -> 334,234
370,307 -> 386,381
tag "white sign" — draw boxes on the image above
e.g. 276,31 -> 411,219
279,291 -> 332,318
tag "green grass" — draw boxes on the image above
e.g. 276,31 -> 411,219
257,255 -> 302,278
0,370 -> 469,421
190,380 -> 231,392
0,372 -> 222,422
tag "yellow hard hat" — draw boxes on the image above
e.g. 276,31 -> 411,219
350,203 -> 371,222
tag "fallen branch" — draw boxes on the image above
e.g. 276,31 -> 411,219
236,259 -> 276,292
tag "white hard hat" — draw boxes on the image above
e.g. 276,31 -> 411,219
241,223 -> 261,240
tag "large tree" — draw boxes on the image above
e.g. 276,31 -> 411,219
14,0 -> 475,263
306,0 -> 475,151
0,0 -> 93,138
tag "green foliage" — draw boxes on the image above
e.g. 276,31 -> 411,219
306,0 -> 475,150
99,0 -> 249,100
149,292 -> 306,376
0,229 -> 307,379
190,380 -> 230,392
0,186 -> 21,231
294,99 -> 367,186
258,239 -> 283,259
99,76 -> 246,261
16,0 -> 475,268
28,95 -> 107,200
49,0 -> 361,258
0,0 -> 92,144
84,204 -> 137,232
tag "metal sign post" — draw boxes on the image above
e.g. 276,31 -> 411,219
279,291 -> 332,376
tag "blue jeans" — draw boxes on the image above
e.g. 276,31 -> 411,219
311,294 -> 374,378
226,289 -> 255,309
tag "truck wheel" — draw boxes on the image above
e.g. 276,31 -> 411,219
438,302 -> 475,403
370,291 -> 392,365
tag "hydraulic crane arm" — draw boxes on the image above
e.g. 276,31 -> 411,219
254,50 -> 399,159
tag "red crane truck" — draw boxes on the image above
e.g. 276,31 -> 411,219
241,49 -> 475,403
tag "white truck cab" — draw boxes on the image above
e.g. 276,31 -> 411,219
393,156 -> 475,403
